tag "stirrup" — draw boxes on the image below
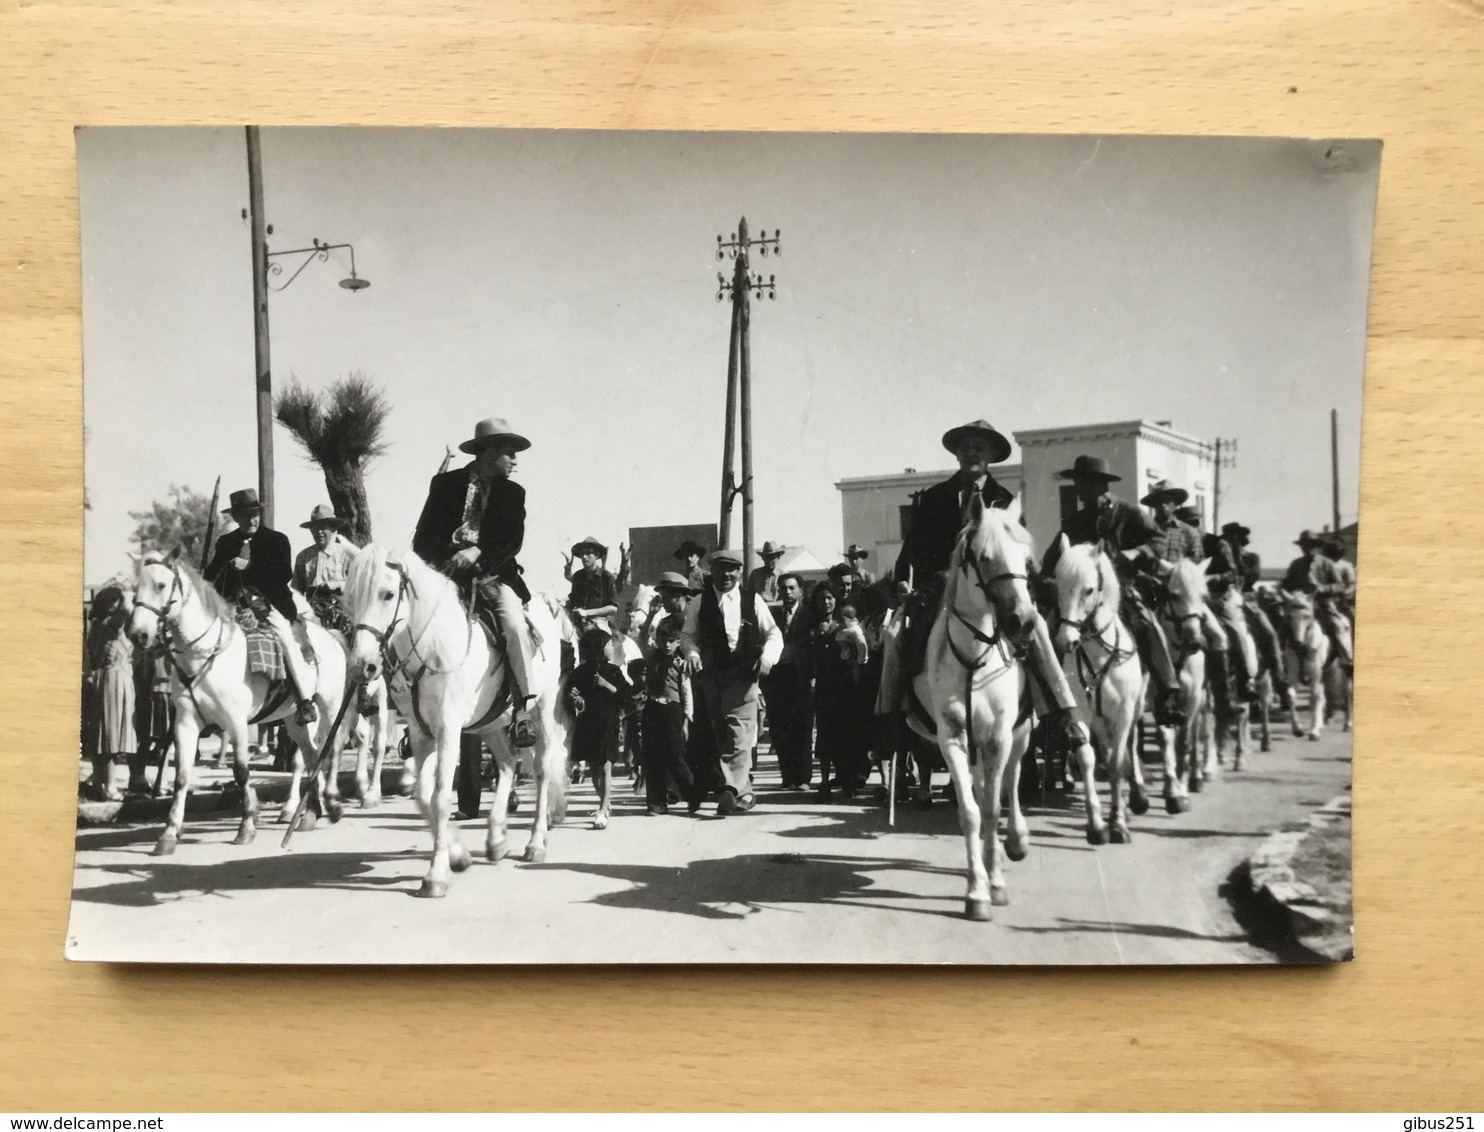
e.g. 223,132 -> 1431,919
295,698 -> 318,726
509,707 -> 539,749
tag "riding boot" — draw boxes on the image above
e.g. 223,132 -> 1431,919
1024,613 -> 1091,753
267,613 -> 319,725
488,581 -> 540,748
1129,614 -> 1184,726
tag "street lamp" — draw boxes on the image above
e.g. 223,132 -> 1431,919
245,126 -> 370,528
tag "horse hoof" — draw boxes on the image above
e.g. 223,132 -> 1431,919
1261,740 -> 1272,753
1189,777 -> 1204,794
1086,826 -> 1108,846
965,898 -> 993,922
232,827 -> 256,846
486,840 -> 510,863
1005,840 -> 1029,863
990,886 -> 1010,907
1110,824 -> 1131,845
522,845 -> 547,864
1307,733 -> 1321,743
416,878 -> 448,899
325,799 -> 344,824
359,794 -> 381,810
448,843 -> 473,873
1128,784 -> 1150,816
398,781 -> 415,798
295,811 -> 317,833
275,807 -> 292,824
151,836 -> 177,857
1175,795 -> 1192,814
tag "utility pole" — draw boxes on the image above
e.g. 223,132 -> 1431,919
246,126 -> 274,528
715,217 -> 780,572
1330,409 -> 1342,535
1210,436 -> 1237,529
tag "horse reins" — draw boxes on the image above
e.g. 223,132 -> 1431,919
947,548 -> 1027,768
1062,557 -> 1137,720
137,564 -> 232,710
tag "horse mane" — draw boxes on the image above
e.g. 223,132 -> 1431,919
140,551 -> 236,623
1053,542 -> 1121,612
952,505 -> 1036,579
1166,559 -> 1209,607
345,545 -> 474,669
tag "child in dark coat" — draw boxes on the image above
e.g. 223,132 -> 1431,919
566,628 -> 635,829
640,616 -> 700,815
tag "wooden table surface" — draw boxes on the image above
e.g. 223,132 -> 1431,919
3,0 -> 1481,1112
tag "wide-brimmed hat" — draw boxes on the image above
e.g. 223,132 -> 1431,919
1141,479 -> 1189,507
843,543 -> 869,560
300,504 -> 347,531
655,571 -> 698,594
1174,505 -> 1201,526
571,536 -> 608,559
1221,522 -> 1252,543
710,548 -> 744,568
1295,529 -> 1322,547
1323,536 -> 1347,556
458,417 -> 531,455
941,419 -> 1012,464
221,487 -> 263,518
759,541 -> 786,560
1056,455 -> 1121,483
673,540 -> 707,561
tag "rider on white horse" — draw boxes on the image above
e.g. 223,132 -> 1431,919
1128,480 -> 1237,719
1207,520 -> 1289,703
1282,531 -> 1355,670
412,416 -> 540,747
876,419 -> 1091,757
203,488 -> 319,726
1040,455 -> 1186,726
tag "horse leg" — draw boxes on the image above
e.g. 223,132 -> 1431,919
1127,702 -> 1150,816
1258,671 -> 1273,752
417,723 -> 462,898
982,730 -> 1013,907
352,710 -> 372,806
1307,662 -> 1326,741
1160,723 -> 1187,814
316,708 -> 345,824
280,745 -> 304,826
940,735 -> 992,921
1285,651 -> 1305,738
1074,733 -> 1106,845
1107,706 -> 1136,844
365,699 -> 388,808
229,717 -> 258,846
1002,722 -> 1032,863
487,750 -> 516,862
523,735 -> 553,863
154,711 -> 201,855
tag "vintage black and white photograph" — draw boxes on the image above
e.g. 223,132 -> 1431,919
71,128 -> 1376,964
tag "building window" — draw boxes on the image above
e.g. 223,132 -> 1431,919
898,504 -> 913,542
1060,485 -> 1079,525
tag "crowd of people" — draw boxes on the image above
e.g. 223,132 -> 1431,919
82,413 -> 1357,819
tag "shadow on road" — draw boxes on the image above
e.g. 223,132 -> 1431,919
1006,916 -> 1249,944
524,851 -> 962,921
71,848 -> 417,907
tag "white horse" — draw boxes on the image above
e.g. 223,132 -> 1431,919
344,547 -> 568,898
127,551 -> 349,855
1154,559 -> 1210,812
907,494 -> 1040,921
1209,583 -> 1264,768
1280,590 -> 1340,740
1050,538 -> 1146,844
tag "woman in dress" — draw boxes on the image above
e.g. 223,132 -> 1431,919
83,586 -> 138,801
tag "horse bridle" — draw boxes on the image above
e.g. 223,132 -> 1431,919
135,563 -> 230,699
351,561 -> 471,682
949,544 -> 1028,668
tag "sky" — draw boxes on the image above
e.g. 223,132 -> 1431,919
79,128 -> 1379,591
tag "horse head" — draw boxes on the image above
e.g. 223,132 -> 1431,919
127,549 -> 183,650
1163,558 -> 1209,650
1281,589 -> 1317,641
957,493 -> 1036,645
344,544 -> 411,684
1051,536 -> 1118,652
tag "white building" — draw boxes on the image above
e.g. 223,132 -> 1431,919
836,420 -> 1214,577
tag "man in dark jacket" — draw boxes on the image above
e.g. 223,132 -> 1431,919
412,416 -> 538,748
877,419 -> 1089,756
761,572 -> 814,789
1042,455 -> 1185,724
204,488 -> 319,725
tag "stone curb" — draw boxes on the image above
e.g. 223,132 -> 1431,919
77,767 -> 409,828
1243,791 -> 1353,961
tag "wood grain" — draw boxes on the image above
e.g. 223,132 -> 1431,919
3,0 -> 1482,1111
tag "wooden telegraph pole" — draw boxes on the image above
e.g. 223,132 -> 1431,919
246,125 -> 275,529
1210,436 -> 1237,529
1330,409 -> 1342,535
715,218 -> 779,571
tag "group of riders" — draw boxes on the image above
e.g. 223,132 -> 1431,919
193,413 -> 1356,801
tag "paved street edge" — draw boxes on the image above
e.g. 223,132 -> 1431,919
1238,790 -> 1353,962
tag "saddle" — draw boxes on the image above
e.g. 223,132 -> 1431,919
244,629 -> 286,683
899,574 -> 947,681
